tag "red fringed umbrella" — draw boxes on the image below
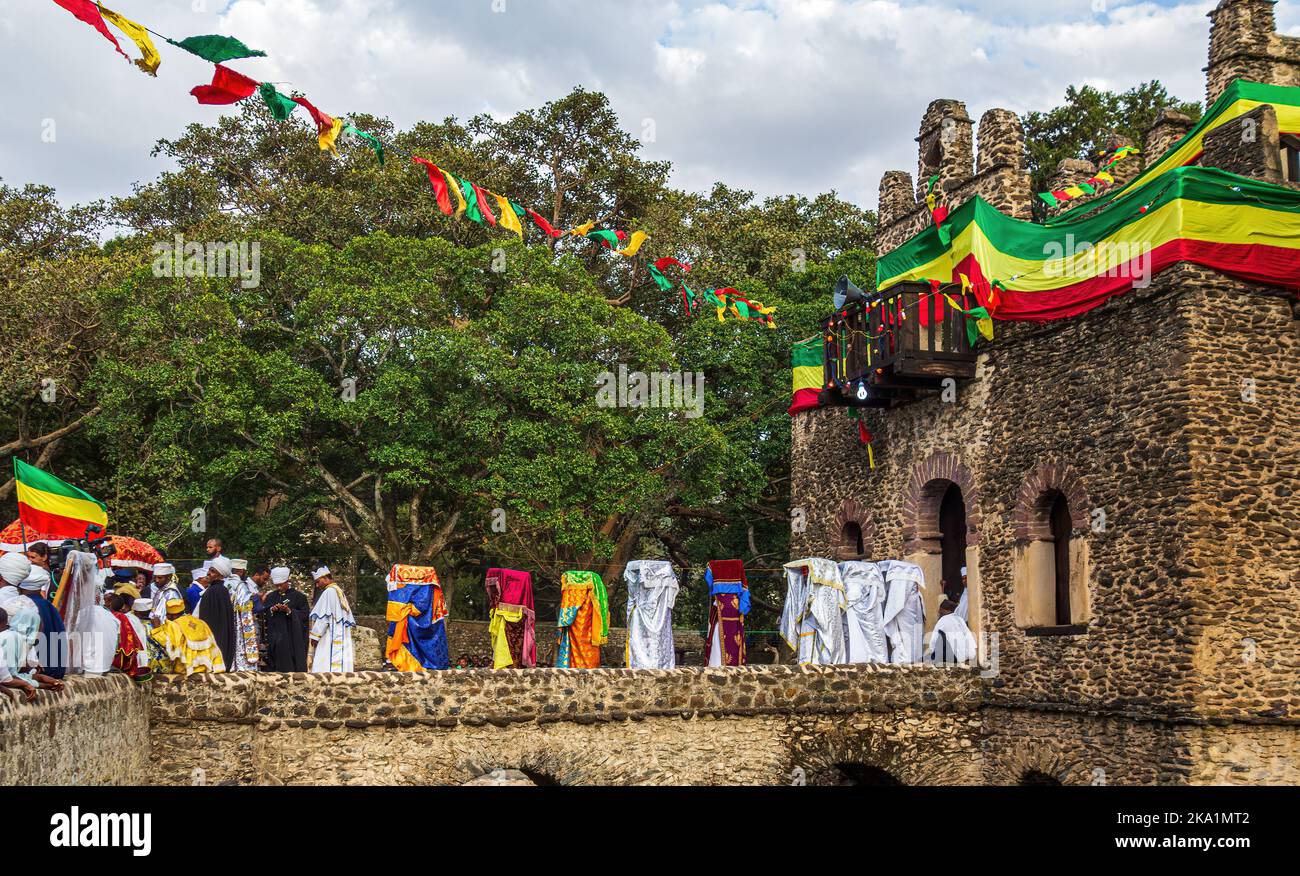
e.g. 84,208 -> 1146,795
106,535 -> 163,572
0,519 -> 65,553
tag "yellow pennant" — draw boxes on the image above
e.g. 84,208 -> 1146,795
319,117 -> 344,155
442,170 -> 468,218
569,221 -> 596,238
491,192 -> 523,239
98,4 -> 160,75
617,230 -> 648,257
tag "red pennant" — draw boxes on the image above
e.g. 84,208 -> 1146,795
468,182 -> 497,226
412,158 -> 454,216
654,257 -> 692,273
525,209 -> 563,238
50,0 -> 130,62
291,96 -> 335,136
191,65 -> 260,105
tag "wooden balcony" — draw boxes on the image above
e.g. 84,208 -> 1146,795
821,281 -> 979,408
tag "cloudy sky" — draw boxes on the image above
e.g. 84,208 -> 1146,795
4,0 -> 1298,213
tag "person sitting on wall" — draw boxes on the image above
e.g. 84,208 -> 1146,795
926,599 -> 977,665
0,607 -> 64,696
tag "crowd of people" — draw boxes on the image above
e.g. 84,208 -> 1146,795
0,537 -> 358,700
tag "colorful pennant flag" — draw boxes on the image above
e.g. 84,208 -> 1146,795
51,0 -> 130,61
617,230 -> 648,257
648,264 -> 675,292
344,124 -> 385,165
168,34 -> 267,64
788,338 -> 823,416
491,191 -> 523,239
459,178 -> 496,226
525,208 -> 563,238
97,4 -> 160,75
654,257 -> 692,273
13,458 -> 108,540
191,64 -> 259,105
258,83 -> 298,120
1038,145 -> 1141,208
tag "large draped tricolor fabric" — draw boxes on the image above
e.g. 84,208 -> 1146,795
385,565 -> 449,671
623,561 -> 679,669
704,560 -> 749,667
555,571 -> 609,668
878,80 -> 1300,321
486,568 -> 536,669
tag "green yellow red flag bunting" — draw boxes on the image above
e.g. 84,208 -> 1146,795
39,0 -> 775,329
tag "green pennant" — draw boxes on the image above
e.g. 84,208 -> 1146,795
258,83 -> 298,121
586,230 -> 621,249
1038,191 -> 1059,208
458,178 -> 485,224
169,34 -> 267,64
343,124 -> 385,165
648,265 -> 675,292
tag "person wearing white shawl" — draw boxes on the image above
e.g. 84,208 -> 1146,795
77,589 -> 121,675
150,562 -> 184,628
0,554 -> 43,676
623,561 -> 680,669
839,561 -> 889,664
780,559 -> 847,665
877,560 -> 927,664
308,567 -> 355,672
927,598 -> 978,665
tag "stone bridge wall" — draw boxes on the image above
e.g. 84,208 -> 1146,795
0,675 -> 150,786
148,665 -> 983,786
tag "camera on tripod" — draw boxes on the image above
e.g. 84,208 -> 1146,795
48,524 -> 116,581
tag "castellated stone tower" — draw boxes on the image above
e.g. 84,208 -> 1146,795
1207,0 -> 1300,103
790,0 -> 1299,784
877,102 -> 1031,256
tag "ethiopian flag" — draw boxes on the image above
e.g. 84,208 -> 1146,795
13,459 -> 107,539
788,338 -> 824,416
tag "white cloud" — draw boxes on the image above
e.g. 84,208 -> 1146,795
0,0 -> 1259,214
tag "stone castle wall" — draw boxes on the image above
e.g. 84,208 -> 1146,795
790,266 -> 1300,731
0,676 -> 150,786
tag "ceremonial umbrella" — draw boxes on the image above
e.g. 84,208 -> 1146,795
106,535 -> 164,572
0,519 -> 65,553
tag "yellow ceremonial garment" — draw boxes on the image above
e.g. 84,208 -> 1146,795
149,615 -> 227,676
489,604 -> 524,669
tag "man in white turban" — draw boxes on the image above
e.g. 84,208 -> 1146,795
308,566 -> 354,672
150,563 -> 184,628
226,559 -> 260,672
264,567 -> 309,671
195,556 -> 237,670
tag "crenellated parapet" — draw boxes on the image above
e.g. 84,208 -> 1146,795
1207,0 -> 1300,104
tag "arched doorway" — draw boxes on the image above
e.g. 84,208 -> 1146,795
1019,769 -> 1063,786
835,762 -> 905,786
938,484 -> 968,603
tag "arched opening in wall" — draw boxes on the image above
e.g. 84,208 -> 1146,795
1011,463 -> 1092,634
841,521 -> 865,557
938,484 -> 968,603
835,762 -> 905,786
1048,491 -> 1073,626
1019,769 -> 1063,786
517,768 -> 560,786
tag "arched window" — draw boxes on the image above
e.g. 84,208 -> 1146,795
1282,135 -> 1300,183
939,484 -> 968,603
1011,464 -> 1092,634
841,521 -> 865,557
1049,492 -> 1072,626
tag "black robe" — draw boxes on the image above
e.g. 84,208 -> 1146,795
197,580 -> 238,671
263,588 -> 309,672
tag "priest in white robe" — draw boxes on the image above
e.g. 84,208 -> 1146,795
839,561 -> 889,664
227,559 -> 260,672
927,598 -> 978,665
308,566 -> 355,673
149,563 -> 182,628
877,560 -> 927,664
780,559 -> 847,665
624,561 -> 679,669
